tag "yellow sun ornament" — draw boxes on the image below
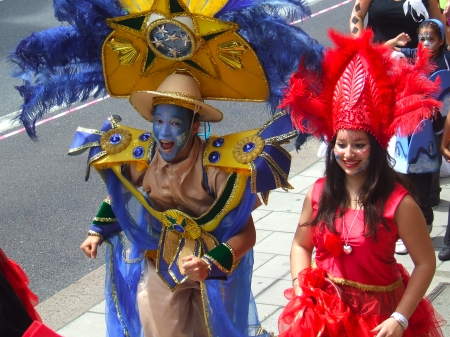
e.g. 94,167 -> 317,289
103,0 -> 269,102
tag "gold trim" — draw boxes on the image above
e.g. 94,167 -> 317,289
93,216 -> 117,222
232,135 -> 265,164
200,281 -> 213,337
328,275 -> 403,292
109,38 -> 139,65
88,151 -> 108,165
68,142 -> 101,155
76,127 -> 104,135
100,128 -> 133,154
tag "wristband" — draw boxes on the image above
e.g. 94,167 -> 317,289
88,230 -> 104,240
390,312 -> 408,330
203,242 -> 236,273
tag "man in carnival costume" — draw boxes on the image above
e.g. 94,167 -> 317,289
11,0 -> 323,336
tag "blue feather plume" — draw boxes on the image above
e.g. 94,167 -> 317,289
218,0 -> 323,112
10,0 -> 124,137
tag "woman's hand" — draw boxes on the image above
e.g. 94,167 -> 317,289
80,235 -> 102,258
371,317 -> 404,337
181,256 -> 209,281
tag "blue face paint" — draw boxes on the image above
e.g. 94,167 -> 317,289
152,104 -> 194,162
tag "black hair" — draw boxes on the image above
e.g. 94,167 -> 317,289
418,20 -> 447,56
311,133 -> 404,238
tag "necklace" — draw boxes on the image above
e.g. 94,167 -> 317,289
342,209 -> 361,254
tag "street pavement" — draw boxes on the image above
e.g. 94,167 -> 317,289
46,152 -> 450,337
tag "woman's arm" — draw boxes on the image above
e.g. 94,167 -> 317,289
290,189 -> 315,295
395,195 -> 436,318
441,113 -> 450,161
427,0 -> 450,44
373,195 -> 435,336
349,0 -> 371,36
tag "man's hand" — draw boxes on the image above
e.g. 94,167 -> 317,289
80,236 -> 102,258
181,255 -> 209,281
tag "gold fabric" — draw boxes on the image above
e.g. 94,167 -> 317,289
137,261 -> 209,337
142,136 -> 229,216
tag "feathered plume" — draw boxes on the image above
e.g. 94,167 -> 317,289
219,0 -> 323,111
11,0 -> 323,137
282,30 -> 440,148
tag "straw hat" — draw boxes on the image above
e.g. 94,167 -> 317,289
129,72 -> 223,122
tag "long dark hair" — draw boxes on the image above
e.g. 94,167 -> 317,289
311,132 -> 401,238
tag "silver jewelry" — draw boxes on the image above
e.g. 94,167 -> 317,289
390,312 -> 409,330
342,209 -> 361,254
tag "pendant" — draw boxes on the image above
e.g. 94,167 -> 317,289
343,244 -> 352,254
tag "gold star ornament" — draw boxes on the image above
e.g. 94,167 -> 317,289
102,0 -> 269,101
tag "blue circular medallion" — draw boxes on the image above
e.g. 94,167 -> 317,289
208,151 -> 220,163
133,146 -> 144,159
148,21 -> 193,60
109,134 -> 122,145
213,137 -> 224,147
243,142 -> 255,153
173,224 -> 185,233
139,133 -> 151,141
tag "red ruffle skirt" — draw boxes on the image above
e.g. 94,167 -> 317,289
278,267 -> 445,337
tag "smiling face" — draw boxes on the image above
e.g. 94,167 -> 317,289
152,104 -> 194,162
333,129 -> 371,176
418,26 -> 444,57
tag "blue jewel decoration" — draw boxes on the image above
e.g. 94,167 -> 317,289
209,151 -> 220,163
172,224 -> 185,233
109,134 -> 122,145
133,146 -> 144,159
139,133 -> 151,141
243,142 -> 255,153
213,137 -> 225,147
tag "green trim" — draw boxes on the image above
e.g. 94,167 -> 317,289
204,243 -> 233,271
203,31 -> 225,41
116,16 -> 145,30
144,49 -> 155,71
183,60 -> 209,75
170,0 -> 185,13
197,173 -> 237,225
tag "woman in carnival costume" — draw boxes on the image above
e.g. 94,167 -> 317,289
11,0 -> 323,336
278,30 -> 445,336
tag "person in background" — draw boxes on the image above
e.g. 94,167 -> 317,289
350,0 -> 446,48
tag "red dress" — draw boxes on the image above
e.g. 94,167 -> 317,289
278,178 -> 444,337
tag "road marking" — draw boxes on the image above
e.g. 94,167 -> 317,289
0,0 -> 350,140
0,96 -> 110,140
292,0 -> 353,24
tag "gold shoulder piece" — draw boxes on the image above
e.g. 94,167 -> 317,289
92,124 -> 154,172
203,129 -> 264,174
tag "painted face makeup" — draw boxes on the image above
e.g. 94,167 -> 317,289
334,129 -> 371,176
152,104 -> 194,162
418,27 -> 443,56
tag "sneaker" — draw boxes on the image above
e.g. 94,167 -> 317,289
395,239 -> 408,255
438,247 -> 450,261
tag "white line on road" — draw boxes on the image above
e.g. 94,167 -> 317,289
0,0 -> 350,140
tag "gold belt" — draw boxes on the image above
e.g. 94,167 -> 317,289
327,275 -> 403,292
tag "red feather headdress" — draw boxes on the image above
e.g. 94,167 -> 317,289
282,30 -> 441,148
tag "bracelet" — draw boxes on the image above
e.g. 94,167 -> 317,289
390,312 -> 408,330
203,242 -> 235,273
87,230 -> 104,240
292,277 -> 298,284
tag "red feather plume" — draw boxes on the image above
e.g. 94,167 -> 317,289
282,30 -> 441,147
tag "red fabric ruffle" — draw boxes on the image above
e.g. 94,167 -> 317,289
0,249 -> 41,322
278,267 -> 445,337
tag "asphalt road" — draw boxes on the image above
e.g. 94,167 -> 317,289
0,0 -> 351,300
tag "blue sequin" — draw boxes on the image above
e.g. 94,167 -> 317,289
243,142 -> 255,153
213,137 -> 224,147
109,134 -> 122,145
209,151 -> 220,163
133,146 -> 144,158
173,224 -> 185,233
139,133 -> 151,141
